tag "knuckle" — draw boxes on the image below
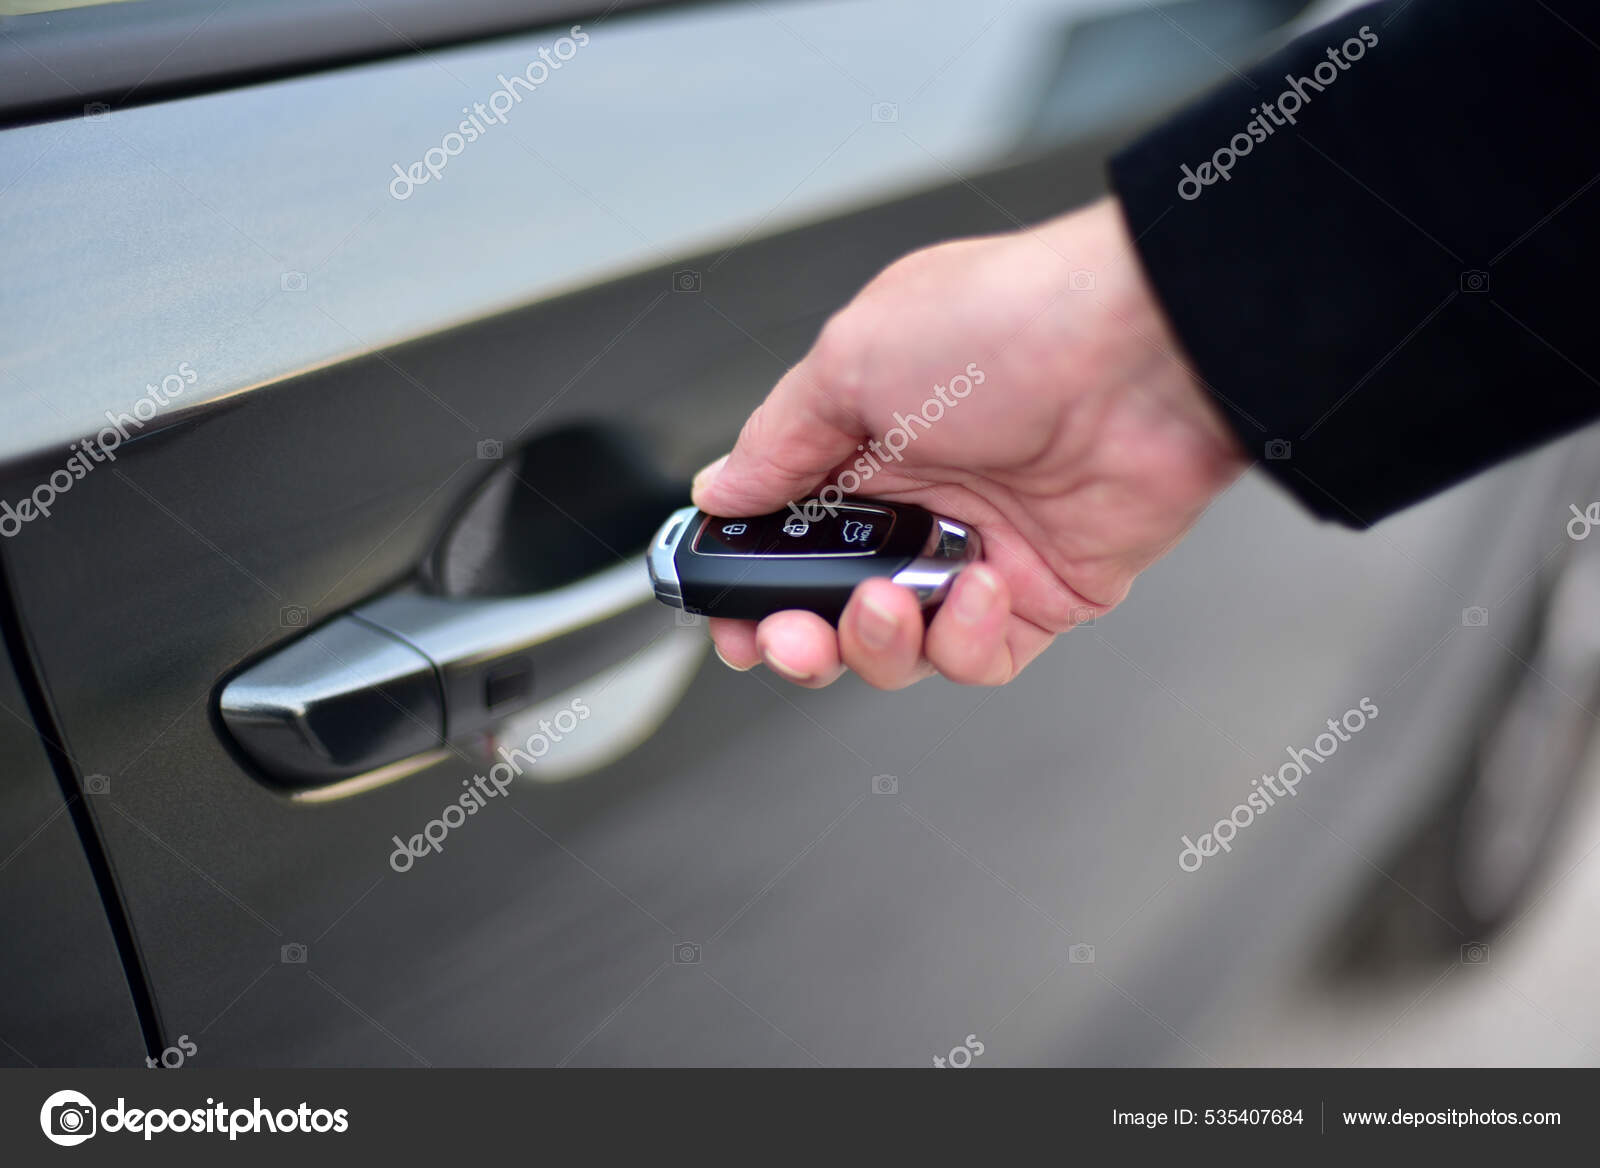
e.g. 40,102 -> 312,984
810,311 -> 870,402
1044,592 -> 1105,634
932,641 -> 1013,687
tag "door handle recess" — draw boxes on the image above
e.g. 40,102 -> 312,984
220,559 -> 665,790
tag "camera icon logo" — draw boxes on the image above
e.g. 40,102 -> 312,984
672,269 -> 701,292
1460,941 -> 1490,965
40,1090 -> 97,1146
1462,605 -> 1489,627
476,438 -> 503,460
1264,438 -> 1292,461
281,942 -> 308,964
280,605 -> 309,628
83,102 -> 111,121
871,774 -> 898,796
280,271 -> 308,293
1069,605 -> 1097,628
1069,943 -> 1095,964
673,941 -> 701,965
870,101 -> 898,123
1459,269 -> 1490,293
674,609 -> 702,626
1069,269 -> 1096,292
84,774 -> 111,796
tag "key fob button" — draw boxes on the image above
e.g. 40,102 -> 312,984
695,517 -> 767,554
693,510 -> 824,555
690,503 -> 895,556
811,507 -> 893,554
773,513 -> 823,551
694,513 -> 799,554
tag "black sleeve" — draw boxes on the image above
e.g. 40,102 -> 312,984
1109,0 -> 1600,526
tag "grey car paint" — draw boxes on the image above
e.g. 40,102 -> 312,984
0,647 -> 145,1067
1,0 -> 1141,466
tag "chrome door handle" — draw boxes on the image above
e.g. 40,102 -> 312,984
220,559 -> 671,790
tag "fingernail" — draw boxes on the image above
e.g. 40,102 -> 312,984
856,592 -> 897,649
952,566 -> 997,625
693,454 -> 729,491
713,644 -> 753,672
762,648 -> 812,682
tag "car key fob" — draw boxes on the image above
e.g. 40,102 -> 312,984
646,499 -> 981,623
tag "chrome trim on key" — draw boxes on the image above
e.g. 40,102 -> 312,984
647,505 -> 699,607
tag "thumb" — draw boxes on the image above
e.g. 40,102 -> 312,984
691,359 -> 862,517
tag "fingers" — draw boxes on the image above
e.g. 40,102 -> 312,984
838,578 -> 932,690
924,565 -> 1015,685
707,618 -> 759,671
755,610 -> 845,688
709,567 -> 1017,689
711,613 -> 842,685
709,582 -> 930,692
691,352 -> 861,518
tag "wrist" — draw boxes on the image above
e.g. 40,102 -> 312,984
1082,197 -> 1247,471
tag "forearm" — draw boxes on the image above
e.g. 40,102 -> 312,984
1111,0 -> 1600,524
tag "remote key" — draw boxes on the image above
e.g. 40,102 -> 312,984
646,499 -> 981,623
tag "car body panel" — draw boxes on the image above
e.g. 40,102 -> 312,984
0,642 -> 145,1067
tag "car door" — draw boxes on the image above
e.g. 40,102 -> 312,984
9,0 -> 1579,1069
0,638 -> 146,1068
